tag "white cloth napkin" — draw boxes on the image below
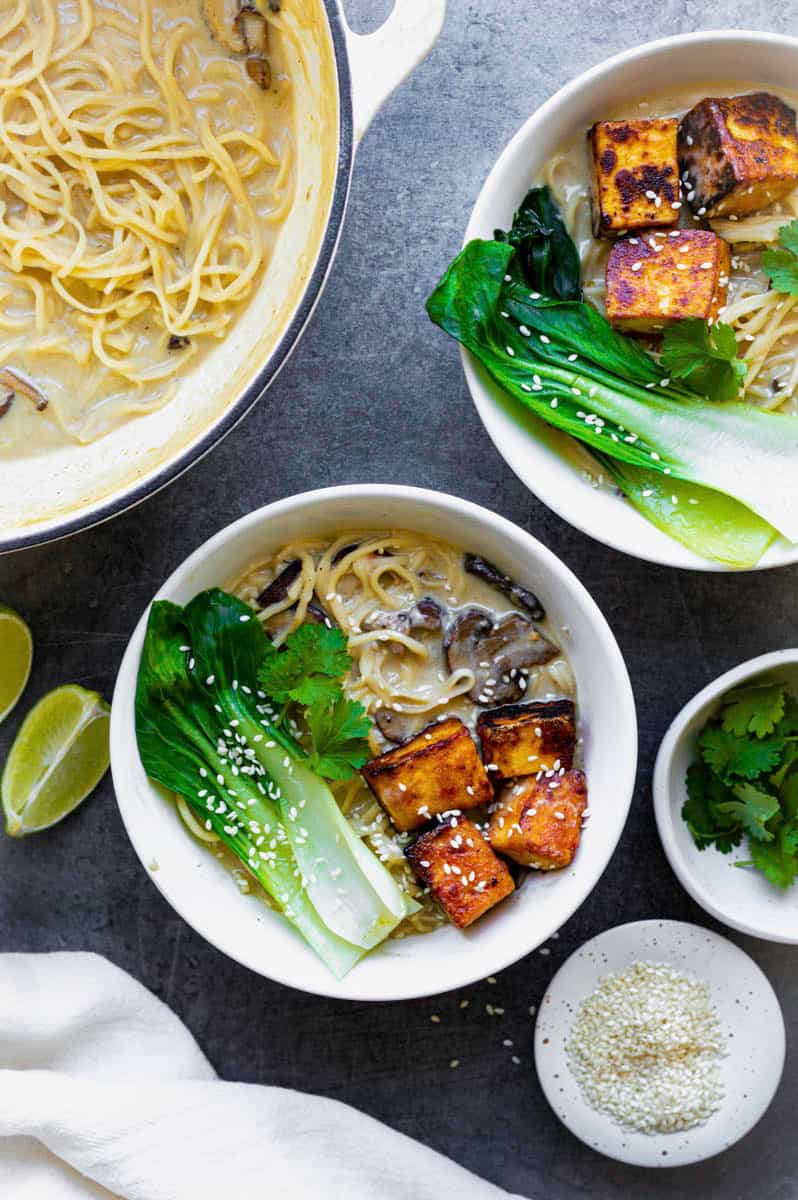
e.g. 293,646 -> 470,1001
0,953 -> 520,1200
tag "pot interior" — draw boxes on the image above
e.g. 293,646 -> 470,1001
1,0 -> 342,550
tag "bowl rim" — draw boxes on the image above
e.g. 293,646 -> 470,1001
534,917 -> 787,1167
653,648 -> 798,943
462,27 -> 798,573
110,483 -> 638,1000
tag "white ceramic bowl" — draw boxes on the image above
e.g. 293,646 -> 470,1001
654,650 -> 798,943
110,485 -> 637,1000
535,920 -> 785,1167
463,30 -> 798,571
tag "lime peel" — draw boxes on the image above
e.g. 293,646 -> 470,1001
2,684 -> 110,836
0,605 -> 33,725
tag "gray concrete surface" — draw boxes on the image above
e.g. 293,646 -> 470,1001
2,2 -> 797,1197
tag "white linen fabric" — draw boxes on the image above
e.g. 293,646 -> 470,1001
0,953 -> 520,1200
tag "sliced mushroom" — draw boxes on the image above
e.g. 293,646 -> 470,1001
464,553 -> 545,621
0,367 -> 47,411
245,54 -> 271,89
362,598 -> 444,637
202,0 -> 247,53
234,4 -> 268,53
374,707 -> 426,744
256,559 -> 301,608
444,608 -> 558,705
305,599 -> 337,630
0,390 -> 13,419
331,542 -> 361,565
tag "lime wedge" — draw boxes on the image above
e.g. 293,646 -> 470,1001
0,605 -> 33,724
2,684 -> 110,836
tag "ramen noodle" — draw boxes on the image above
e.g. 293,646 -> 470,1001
0,0 -> 300,450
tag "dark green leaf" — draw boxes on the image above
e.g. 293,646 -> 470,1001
721,683 -> 785,739
660,318 -> 746,403
717,781 -> 780,842
762,221 -> 798,295
744,824 -> 798,889
699,725 -> 785,781
306,696 -> 372,781
494,186 -> 582,300
258,624 -> 351,704
682,761 -> 743,852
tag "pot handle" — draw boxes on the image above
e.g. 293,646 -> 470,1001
344,0 -> 446,145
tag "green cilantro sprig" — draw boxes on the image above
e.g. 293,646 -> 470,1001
660,318 -> 746,403
258,623 -> 371,781
762,219 -> 798,295
682,681 -> 798,889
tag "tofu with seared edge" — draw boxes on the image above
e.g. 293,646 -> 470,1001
488,770 -> 588,870
406,816 -> 515,928
589,118 -> 680,237
679,92 -> 798,218
605,229 -> 730,333
477,699 -> 576,784
362,716 -> 492,832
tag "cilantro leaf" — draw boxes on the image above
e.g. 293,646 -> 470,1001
306,696 -> 372,781
743,824 -> 798,889
682,762 -> 743,852
258,624 -> 351,704
762,220 -> 798,295
660,318 -> 746,403
716,781 -> 780,842
699,725 -> 785,781
721,683 -> 785,739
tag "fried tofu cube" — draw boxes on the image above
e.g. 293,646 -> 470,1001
406,816 -> 515,928
679,92 -> 798,218
488,770 -> 587,870
362,716 -> 492,832
605,229 -> 730,333
476,700 -> 575,783
589,118 -> 680,237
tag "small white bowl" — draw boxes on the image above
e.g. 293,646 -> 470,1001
654,650 -> 798,943
534,920 -> 786,1167
110,485 -> 636,1000
463,30 -> 798,571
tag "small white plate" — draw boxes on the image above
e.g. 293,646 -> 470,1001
534,920 -> 785,1167
654,650 -> 798,943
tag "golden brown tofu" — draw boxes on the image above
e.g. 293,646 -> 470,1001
589,118 -> 680,237
605,229 -> 730,333
488,770 -> 588,870
406,816 -> 515,928
476,700 -> 576,783
679,92 -> 798,218
362,717 -> 492,832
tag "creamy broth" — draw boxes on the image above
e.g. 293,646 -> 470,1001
542,83 -> 798,413
0,0 -> 302,454
228,530 -> 577,936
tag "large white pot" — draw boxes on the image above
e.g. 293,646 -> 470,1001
2,1 -> 445,552
110,485 -> 637,1000
463,30 -> 798,571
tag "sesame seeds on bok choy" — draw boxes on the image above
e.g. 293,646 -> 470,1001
426,186 -> 798,568
134,589 -> 418,978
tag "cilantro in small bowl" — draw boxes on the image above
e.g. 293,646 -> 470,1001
683,681 -> 798,890
654,653 -> 798,944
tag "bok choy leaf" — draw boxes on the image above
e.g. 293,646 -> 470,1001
427,238 -> 798,548
135,589 -> 417,978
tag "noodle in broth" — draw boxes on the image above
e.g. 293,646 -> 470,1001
0,0 -> 296,448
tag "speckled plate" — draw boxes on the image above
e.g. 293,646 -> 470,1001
534,920 -> 785,1167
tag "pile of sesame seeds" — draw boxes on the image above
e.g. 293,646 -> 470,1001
566,961 -> 725,1135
